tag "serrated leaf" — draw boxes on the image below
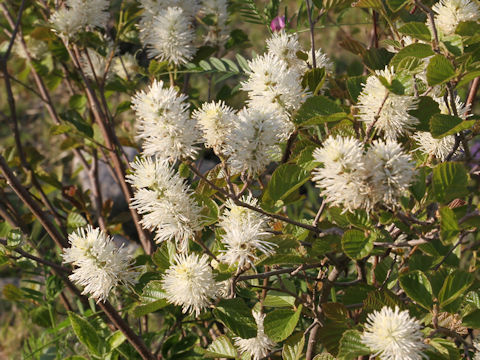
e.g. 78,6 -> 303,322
204,335 -> 237,358
294,96 -> 343,124
213,298 -> 257,338
263,164 -> 310,206
432,162 -> 468,203
152,242 -> 174,272
439,207 -> 459,244
410,96 -> 440,132
363,289 -> 403,313
60,110 -> 93,138
426,55 -> 456,86
140,280 -> 167,303
399,270 -> 433,309
67,212 -> 87,230
398,22 -> 431,41
462,309 -> 480,328
282,332 -> 305,360
390,43 -> 434,70
347,75 -> 367,103
353,0 -> 382,8
264,305 -> 303,342
387,0 -> 409,11
322,303 -> 349,323
68,312 -> 101,356
264,291 -> 296,307
438,270 -> 474,308
302,67 -> 326,96
363,48 -> 394,70
312,355 -> 336,360
337,330 -> 370,360
430,114 -> 475,138
341,230 -> 374,260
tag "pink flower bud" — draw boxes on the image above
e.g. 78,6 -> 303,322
270,16 -> 285,32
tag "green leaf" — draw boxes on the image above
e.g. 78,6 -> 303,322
263,164 -> 310,206
430,113 -> 475,138
195,194 -> 219,226
363,289 -> 403,313
398,22 -> 431,41
60,110 -> 93,138
432,162 -> 468,203
204,335 -> 237,358
282,332 -> 305,360
386,0 -> 409,12
410,167 -> 427,201
426,55 -> 456,86
67,212 -> 87,231
312,355 -> 336,360
337,330 -> 371,360
363,48 -> 394,70
152,242 -> 175,272
399,270 -> 433,309
140,280 -> 167,303
438,270 -> 474,308
302,67 -> 326,96
106,331 -> 126,352
347,76 -> 367,103
68,312 -> 101,357
462,309 -> 480,328
213,298 -> 257,338
456,21 -> 480,36
352,0 -> 382,9
264,290 -> 296,307
264,305 -> 303,342
6,229 -> 22,248
133,299 -> 168,317
390,43 -> 434,69
439,207 -> 459,244
294,96 -> 343,124
341,230 -> 374,260
410,96 -> 440,132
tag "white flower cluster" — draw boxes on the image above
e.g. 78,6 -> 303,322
127,157 -> 203,252
131,79 -> 199,162
234,310 -> 276,360
138,0 -> 203,65
161,253 -> 219,315
361,306 -> 427,360
62,226 -> 137,302
218,196 -> 276,269
432,0 -> 480,36
312,136 -> 415,212
413,95 -> 470,161
357,66 -> 419,140
50,0 -> 109,39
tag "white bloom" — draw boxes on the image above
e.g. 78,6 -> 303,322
312,136 -> 372,212
361,306 -> 426,360
113,53 -> 138,80
434,95 -> 470,119
162,253 -> 218,315
131,79 -> 199,161
266,30 -> 303,69
224,108 -> 282,175
201,0 -> 229,44
193,101 -> 236,153
364,139 -> 416,207
62,226 -> 137,302
357,66 -> 419,140
144,7 -> 196,65
412,131 -> 456,161
234,310 -> 276,360
80,48 -> 112,83
13,37 -> 48,60
413,95 -> 469,160
474,341 -> 480,360
50,0 -> 109,39
127,157 -> 203,252
242,52 -> 308,131
306,48 -> 334,74
433,0 -> 480,36
219,196 -> 276,269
